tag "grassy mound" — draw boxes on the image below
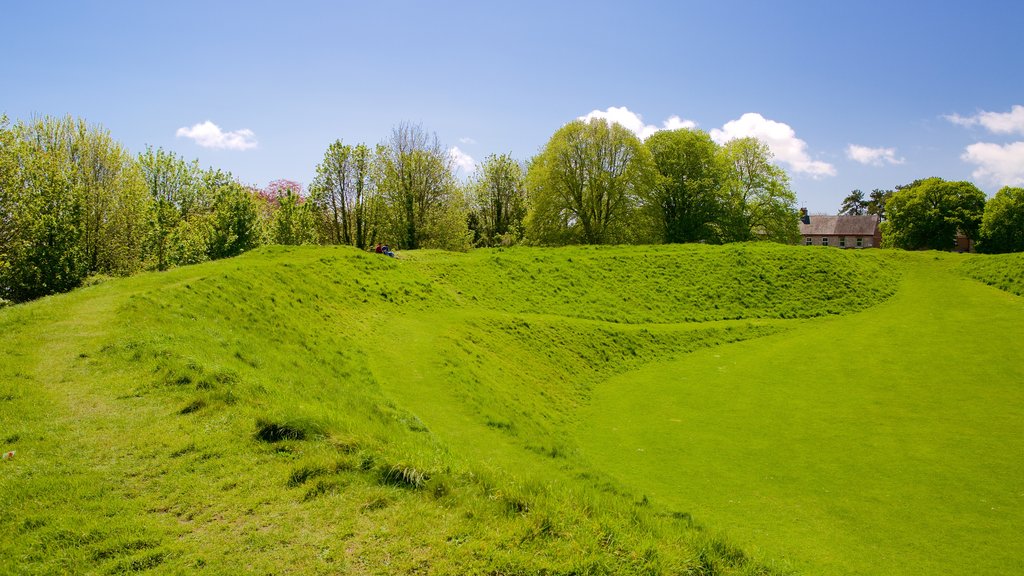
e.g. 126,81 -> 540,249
959,251 -> 1024,295
1,243 -> 903,574
405,243 -> 899,322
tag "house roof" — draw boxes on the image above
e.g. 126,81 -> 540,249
800,214 -> 879,236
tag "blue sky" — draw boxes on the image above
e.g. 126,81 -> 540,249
3,0 -> 1023,212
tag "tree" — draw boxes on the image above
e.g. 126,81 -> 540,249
138,147 -> 201,270
350,143 -> 382,249
977,186 -> 1024,253
309,141 -> 382,249
643,128 -> 726,244
0,116 -> 151,301
525,119 -> 657,245
882,178 -> 986,250
717,138 -> 799,243
205,173 -> 265,260
0,116 -> 21,299
867,189 -> 893,220
377,123 -> 467,250
272,186 -> 315,245
469,153 -> 526,246
839,189 -> 868,215
309,140 -> 354,245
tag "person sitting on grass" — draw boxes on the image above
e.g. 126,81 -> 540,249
382,245 -> 395,258
375,243 -> 383,254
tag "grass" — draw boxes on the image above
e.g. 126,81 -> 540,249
580,252 -> 1024,575
958,250 -> 1024,295
0,243 -> 1018,575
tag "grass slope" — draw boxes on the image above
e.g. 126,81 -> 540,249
2,243 -> 1012,575
958,251 -> 1024,295
581,253 -> 1024,575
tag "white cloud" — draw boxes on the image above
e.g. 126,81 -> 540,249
459,136 -> 477,145
710,113 -> 836,178
448,146 -> 475,174
663,115 -> 698,131
846,144 -> 905,166
579,106 -> 697,140
946,105 -> 1024,135
961,141 -> 1024,186
176,121 -> 257,150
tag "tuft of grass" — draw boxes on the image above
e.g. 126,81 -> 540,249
378,464 -> 430,490
254,418 -> 319,443
178,398 -> 206,415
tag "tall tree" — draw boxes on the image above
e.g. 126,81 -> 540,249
0,116 -> 21,299
350,143 -> 381,249
309,141 -> 381,249
882,178 -> 986,250
309,140 -> 354,245
377,123 -> 466,249
205,172 -> 265,259
470,153 -> 526,246
977,186 -> 1024,254
272,186 -> 315,245
717,138 -> 799,243
138,147 -> 201,270
0,116 -> 150,300
867,188 -> 893,220
643,128 -> 726,243
839,189 -> 868,215
525,119 -> 657,245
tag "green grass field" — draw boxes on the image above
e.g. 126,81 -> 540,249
0,244 -> 1020,574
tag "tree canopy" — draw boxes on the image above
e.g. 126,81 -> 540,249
839,190 -> 868,215
377,123 -> 469,250
525,119 -> 657,245
882,178 -> 986,250
978,186 -> 1024,254
469,153 -> 526,247
717,138 -> 799,243
643,128 -> 726,243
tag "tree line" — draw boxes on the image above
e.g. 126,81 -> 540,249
1,115 -> 801,303
837,180 -> 1024,253
5,112 -> 1021,304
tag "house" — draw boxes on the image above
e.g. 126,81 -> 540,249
799,214 -> 882,249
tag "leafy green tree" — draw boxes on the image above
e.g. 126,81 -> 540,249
882,178 -> 986,250
717,138 -> 799,243
0,116 -> 20,297
525,119 -> 657,245
977,186 -> 1024,253
469,153 -> 526,246
138,147 -> 201,270
424,183 -> 473,251
309,141 -> 382,249
206,174 -> 265,259
643,128 -> 726,243
3,119 -> 85,300
351,144 -> 384,249
377,123 -> 466,250
867,189 -> 893,220
839,189 -> 868,215
309,140 -> 355,245
0,116 -> 153,300
272,186 -> 316,245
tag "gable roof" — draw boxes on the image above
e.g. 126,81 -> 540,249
799,214 -> 879,236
